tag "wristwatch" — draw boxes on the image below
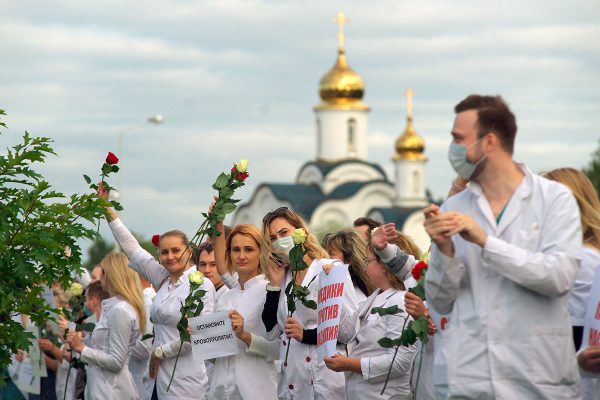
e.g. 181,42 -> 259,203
154,346 -> 164,360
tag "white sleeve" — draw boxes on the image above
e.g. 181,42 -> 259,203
424,243 -> 467,315
246,334 -> 280,361
108,218 -> 167,289
80,308 -> 136,372
220,271 -> 239,289
483,189 -> 582,297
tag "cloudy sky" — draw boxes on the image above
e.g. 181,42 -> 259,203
1,0 -> 599,254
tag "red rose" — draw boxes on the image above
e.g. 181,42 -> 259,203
231,164 -> 237,174
236,172 -> 249,182
151,234 -> 160,247
106,152 -> 119,165
412,261 -> 427,280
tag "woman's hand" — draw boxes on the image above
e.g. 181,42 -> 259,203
268,261 -> 286,287
324,354 -> 362,373
577,346 -> 600,373
370,223 -> 397,251
96,181 -> 118,220
404,292 -> 427,318
66,331 -> 84,353
16,349 -> 24,363
230,310 -> 251,346
284,317 -> 303,342
39,338 -> 61,360
149,352 -> 160,380
322,263 -> 334,275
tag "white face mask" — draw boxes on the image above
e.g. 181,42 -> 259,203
448,138 -> 487,179
272,236 -> 294,255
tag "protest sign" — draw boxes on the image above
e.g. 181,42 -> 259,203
17,358 -> 41,395
317,263 -> 347,362
582,267 -> 600,348
189,310 -> 239,361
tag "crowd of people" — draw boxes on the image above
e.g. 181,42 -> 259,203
4,94 -> 600,399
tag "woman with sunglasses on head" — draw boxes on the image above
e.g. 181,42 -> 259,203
260,207 -> 358,400
67,253 -> 146,399
323,232 -> 421,400
206,222 -> 279,399
97,183 -> 216,400
323,228 -> 375,305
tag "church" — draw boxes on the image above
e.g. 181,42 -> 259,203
232,14 -> 432,250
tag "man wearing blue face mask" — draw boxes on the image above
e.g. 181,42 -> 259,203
423,95 -> 583,399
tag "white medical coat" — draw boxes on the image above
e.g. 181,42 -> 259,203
425,165 -> 582,399
338,288 -> 417,400
80,296 -> 140,399
108,218 -> 216,400
266,258 -> 358,400
210,274 -> 279,399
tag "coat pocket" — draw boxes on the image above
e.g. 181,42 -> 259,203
531,325 -> 578,386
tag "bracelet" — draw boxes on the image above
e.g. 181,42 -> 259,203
451,179 -> 466,191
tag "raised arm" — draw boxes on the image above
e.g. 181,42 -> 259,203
213,221 -> 238,289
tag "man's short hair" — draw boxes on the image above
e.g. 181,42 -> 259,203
86,280 -> 109,302
454,95 -> 517,154
353,217 -> 381,231
193,241 -> 214,265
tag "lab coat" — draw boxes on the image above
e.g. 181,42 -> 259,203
338,288 -> 416,400
267,258 -> 358,400
205,284 -> 230,397
425,165 -> 582,399
210,274 -> 279,399
80,296 -> 140,400
129,286 -> 156,400
108,218 -> 216,400
570,247 -> 600,326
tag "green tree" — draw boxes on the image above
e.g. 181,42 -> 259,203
0,109 -> 111,370
583,140 -> 600,197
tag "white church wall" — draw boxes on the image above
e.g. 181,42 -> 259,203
232,186 -> 292,228
322,163 -> 386,195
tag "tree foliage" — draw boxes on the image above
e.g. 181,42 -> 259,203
583,140 -> 600,198
0,109 -> 111,369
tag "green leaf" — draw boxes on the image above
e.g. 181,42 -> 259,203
111,165 -> 119,173
83,174 -> 91,184
219,187 -> 233,199
220,202 -> 237,214
75,322 -> 96,332
411,316 -> 429,338
301,299 -> 317,310
377,337 -> 395,348
400,325 -> 418,346
371,305 -> 402,316
141,333 -> 154,341
408,285 -> 426,301
214,173 -> 229,189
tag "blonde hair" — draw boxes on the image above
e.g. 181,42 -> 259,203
323,228 -> 375,296
225,224 -> 262,274
100,253 -> 147,333
544,168 -> 600,251
260,208 -> 328,279
368,231 -> 422,290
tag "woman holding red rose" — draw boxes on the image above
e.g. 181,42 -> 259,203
324,230 -> 421,399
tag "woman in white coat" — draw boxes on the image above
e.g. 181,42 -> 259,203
67,253 -> 146,399
324,234 -> 420,400
208,222 -> 279,399
260,207 -> 358,400
98,184 -> 216,400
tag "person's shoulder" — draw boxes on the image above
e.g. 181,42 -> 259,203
582,246 -> 600,264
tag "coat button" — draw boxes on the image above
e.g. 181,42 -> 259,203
283,340 -> 287,346
306,356 -> 311,363
284,362 -> 287,367
288,384 -> 294,390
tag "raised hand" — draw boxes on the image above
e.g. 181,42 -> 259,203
230,310 -> 251,346
371,223 -> 397,251
404,292 -> 427,319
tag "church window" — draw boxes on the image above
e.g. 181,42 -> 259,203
347,118 -> 356,152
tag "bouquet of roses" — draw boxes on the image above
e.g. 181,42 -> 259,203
167,271 -> 206,391
283,228 -> 317,365
371,252 -> 430,397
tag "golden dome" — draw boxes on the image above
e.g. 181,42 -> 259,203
394,117 -> 427,161
318,49 -> 366,105
314,12 -> 369,111
394,88 -> 426,161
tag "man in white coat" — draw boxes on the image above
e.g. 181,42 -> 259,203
424,94 -> 582,399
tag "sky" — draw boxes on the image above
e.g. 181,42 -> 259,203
1,0 -> 599,256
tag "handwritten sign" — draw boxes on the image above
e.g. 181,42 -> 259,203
189,310 -> 239,361
583,267 -> 600,348
317,263 -> 347,362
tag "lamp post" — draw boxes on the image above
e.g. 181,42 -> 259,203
114,115 -> 164,200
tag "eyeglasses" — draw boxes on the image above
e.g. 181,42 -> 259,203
363,257 -> 377,270
262,207 -> 289,224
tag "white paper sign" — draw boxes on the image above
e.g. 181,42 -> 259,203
189,311 -> 239,361
582,267 -> 600,348
26,324 -> 47,378
316,264 -> 348,362
17,358 -> 41,394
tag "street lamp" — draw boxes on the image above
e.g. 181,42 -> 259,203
114,115 -> 164,200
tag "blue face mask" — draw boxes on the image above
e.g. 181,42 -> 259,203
83,304 -> 92,317
448,138 -> 487,179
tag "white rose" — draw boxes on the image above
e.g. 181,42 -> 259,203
235,159 -> 249,173
189,271 -> 204,285
70,282 -> 83,296
291,228 -> 307,245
